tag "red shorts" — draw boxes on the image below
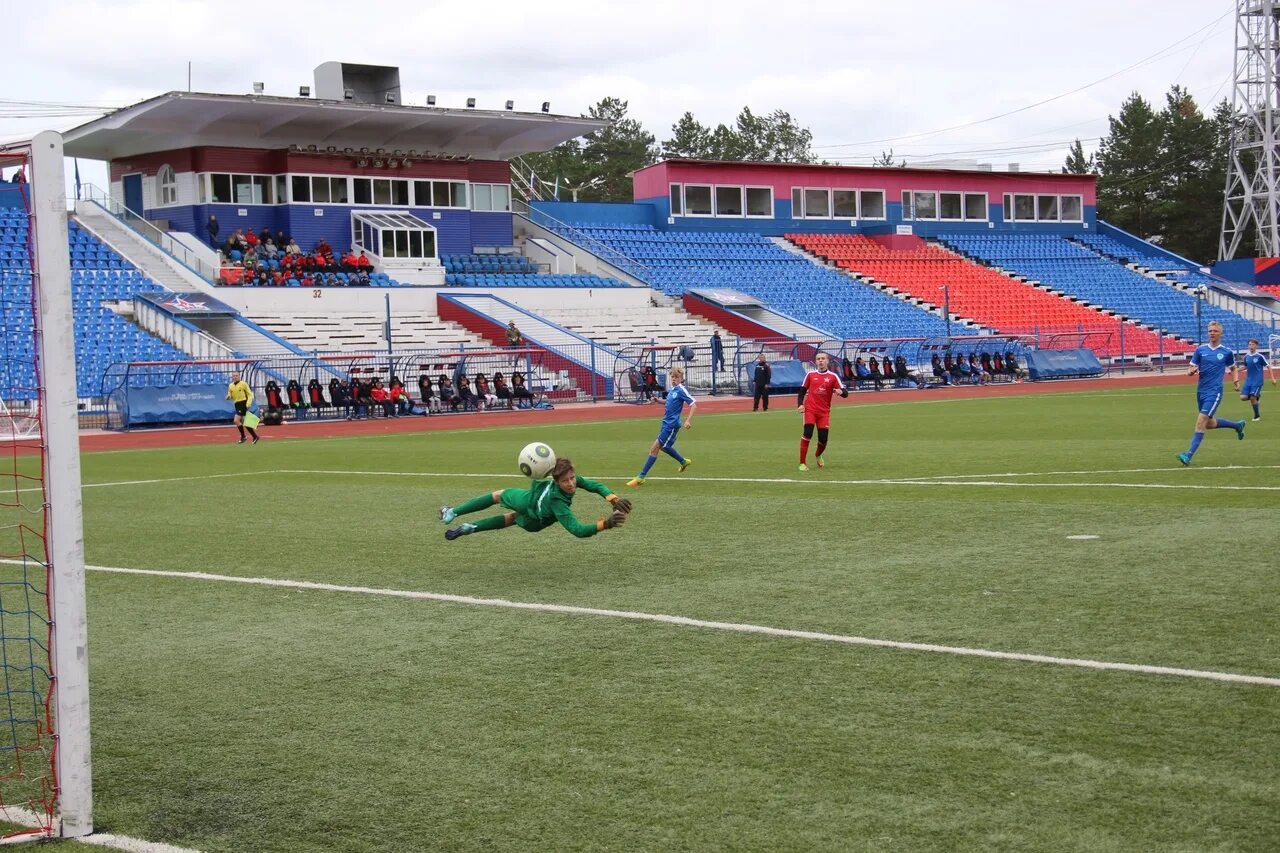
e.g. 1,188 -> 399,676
803,411 -> 830,430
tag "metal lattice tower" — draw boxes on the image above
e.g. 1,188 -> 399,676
1222,1 -> 1280,259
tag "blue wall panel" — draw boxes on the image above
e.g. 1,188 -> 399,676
532,201 -> 657,226
468,212 -> 514,250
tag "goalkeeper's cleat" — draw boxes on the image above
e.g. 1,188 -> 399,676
798,463 -> 809,472
815,455 -> 825,469
444,523 -> 476,541
1177,452 -> 1192,466
439,506 -> 457,524
678,459 -> 692,473
626,477 -> 645,487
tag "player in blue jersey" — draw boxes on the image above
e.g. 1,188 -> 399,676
627,366 -> 695,486
1178,321 -> 1245,466
1238,338 -> 1276,421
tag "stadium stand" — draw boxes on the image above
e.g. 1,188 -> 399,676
941,233 -> 1270,349
248,313 -> 493,352
551,224 -> 951,340
443,272 -> 626,288
788,233 -> 1177,357
0,209 -> 194,398
443,254 -> 537,275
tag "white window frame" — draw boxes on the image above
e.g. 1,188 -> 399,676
1060,194 -> 1084,222
911,190 -> 939,221
744,185 -> 773,218
684,184 -> 714,217
963,192 -> 988,221
669,183 -> 683,216
714,185 -> 744,217
938,191 -> 964,222
802,187 -> 832,219
791,187 -> 803,218
156,165 -> 177,207
1011,193 -> 1036,222
1037,194 -> 1060,222
202,172 -> 281,205
831,188 -> 859,220
859,189 -> 886,220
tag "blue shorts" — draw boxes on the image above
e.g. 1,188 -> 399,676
1197,389 -> 1223,416
1242,380 -> 1263,399
655,422 -> 681,448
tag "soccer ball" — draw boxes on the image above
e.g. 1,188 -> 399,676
518,441 -> 556,479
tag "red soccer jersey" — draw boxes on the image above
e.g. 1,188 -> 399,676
802,369 -> 845,418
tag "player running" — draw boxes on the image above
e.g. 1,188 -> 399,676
1178,321 -> 1245,466
1239,338 -> 1276,421
797,352 -> 848,471
440,457 -> 631,540
627,366 -> 694,487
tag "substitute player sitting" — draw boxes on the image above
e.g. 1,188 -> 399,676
1178,320 -> 1245,466
440,457 -> 631,540
627,366 -> 694,486
797,352 -> 847,471
1239,338 -> 1276,421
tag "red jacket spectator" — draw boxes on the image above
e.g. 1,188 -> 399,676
341,251 -> 358,268
356,251 -> 374,270
245,230 -> 259,248
316,238 -> 332,255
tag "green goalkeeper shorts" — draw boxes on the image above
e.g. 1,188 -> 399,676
499,488 -> 552,533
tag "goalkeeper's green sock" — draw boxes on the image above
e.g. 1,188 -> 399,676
472,515 -> 508,532
453,493 -> 499,516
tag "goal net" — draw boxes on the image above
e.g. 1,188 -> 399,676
0,136 -> 91,840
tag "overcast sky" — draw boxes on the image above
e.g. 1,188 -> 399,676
3,0 -> 1236,188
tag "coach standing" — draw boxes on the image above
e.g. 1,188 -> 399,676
226,371 -> 259,444
752,353 -> 772,412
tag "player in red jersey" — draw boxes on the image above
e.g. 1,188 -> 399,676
796,352 -> 848,471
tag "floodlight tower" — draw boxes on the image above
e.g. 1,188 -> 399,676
1221,1 -> 1280,259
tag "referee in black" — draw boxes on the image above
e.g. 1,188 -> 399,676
752,353 -> 772,412
227,371 -> 259,444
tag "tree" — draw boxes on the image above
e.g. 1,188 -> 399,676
1096,92 -> 1163,238
1062,138 -> 1094,174
528,97 -> 657,203
662,112 -> 713,160
1152,86 -> 1225,262
874,148 -> 905,167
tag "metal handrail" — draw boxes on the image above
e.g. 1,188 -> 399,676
78,183 -> 221,283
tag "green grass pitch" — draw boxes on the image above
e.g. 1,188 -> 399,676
39,385 -> 1280,850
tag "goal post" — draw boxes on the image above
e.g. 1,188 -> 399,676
0,132 -> 93,839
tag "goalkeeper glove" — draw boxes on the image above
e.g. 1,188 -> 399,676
607,495 -> 633,514
604,510 -> 628,529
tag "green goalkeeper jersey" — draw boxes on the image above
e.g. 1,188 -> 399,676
501,475 -> 614,537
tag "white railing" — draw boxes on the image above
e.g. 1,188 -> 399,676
78,183 -> 222,283
132,298 -> 234,360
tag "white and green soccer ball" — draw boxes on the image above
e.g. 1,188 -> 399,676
518,441 -> 557,479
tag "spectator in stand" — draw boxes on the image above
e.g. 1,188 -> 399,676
244,229 -> 259,249
206,214 -> 220,248
324,272 -> 341,287
356,251 -> 374,270
437,375 -> 459,411
931,354 -> 951,385
505,321 -> 523,366
895,355 -> 922,388
317,237 -> 333,255
369,380 -> 396,417
300,271 -> 315,287
418,375 -> 438,414
751,353 -> 771,411
456,375 -> 478,411
494,372 -> 513,407
511,371 -> 534,408
355,270 -> 370,286
257,227 -> 271,246
475,373 -> 499,410
341,249 -> 359,270
854,357 -> 876,389
275,230 -> 288,249
710,330 -> 725,373
286,238 -> 302,255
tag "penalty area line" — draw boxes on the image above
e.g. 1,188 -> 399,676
0,806 -> 202,853
83,563 -> 1280,688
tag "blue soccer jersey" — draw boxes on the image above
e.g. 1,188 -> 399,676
1191,345 -> 1234,393
1244,352 -> 1268,384
662,383 -> 695,428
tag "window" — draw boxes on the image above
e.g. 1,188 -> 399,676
198,174 -> 207,204
156,165 -> 177,206
1013,194 -> 1035,221
1060,195 -> 1083,222
859,190 -> 885,219
939,192 -> 962,220
804,188 -> 830,218
491,184 -> 510,211
1003,194 -> 1012,221
670,184 -> 683,216
311,176 -> 331,203
253,176 -> 274,205
373,179 -> 392,205
353,178 -> 372,205
450,182 -> 467,207
902,190 -> 913,219
472,184 -> 491,211
292,175 -> 311,203
745,187 -> 772,217
715,186 -> 743,216
275,176 -> 287,205
792,187 -> 803,218
1037,195 -> 1059,221
964,193 -> 986,221
684,185 -> 712,216
913,191 -> 937,220
211,174 -> 232,204
833,189 -> 858,218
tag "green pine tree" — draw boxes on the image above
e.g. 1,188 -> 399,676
1062,139 -> 1094,174
1096,92 -> 1163,237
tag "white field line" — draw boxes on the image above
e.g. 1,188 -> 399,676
78,562 -> 1280,688
0,807 -> 201,853
888,464 -> 1280,481
13,471 -> 274,495
273,468 -> 1280,492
